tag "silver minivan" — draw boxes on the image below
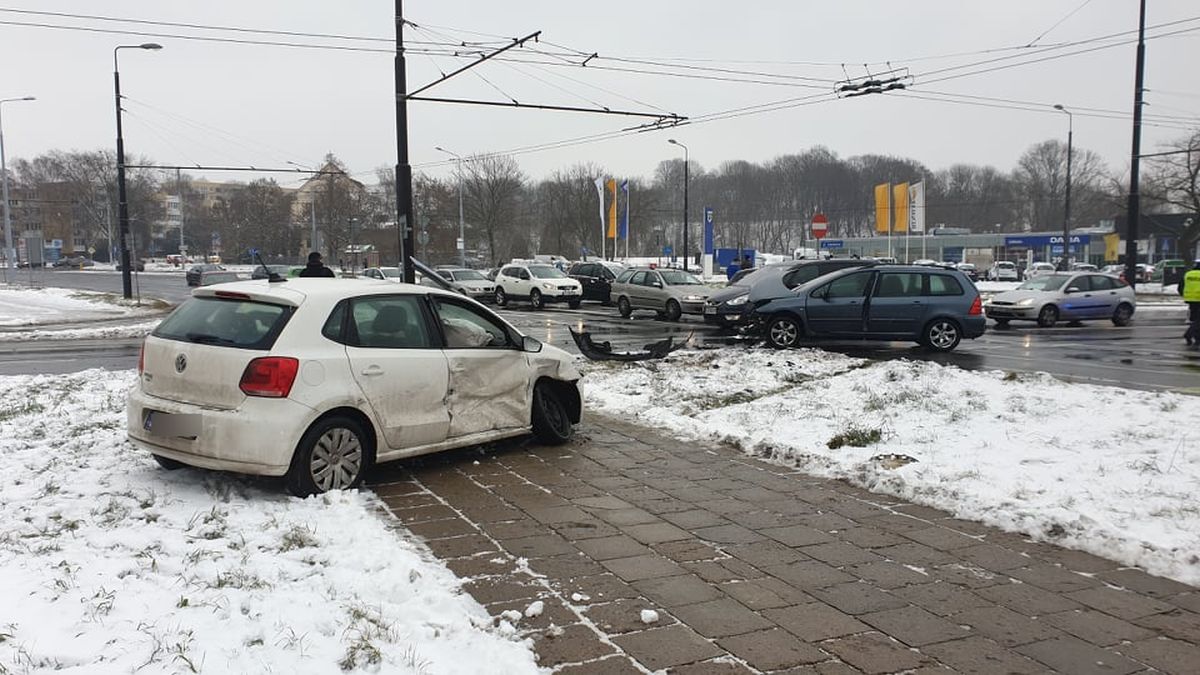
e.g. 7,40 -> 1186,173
612,267 -> 712,321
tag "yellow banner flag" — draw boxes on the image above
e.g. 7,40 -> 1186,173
874,183 -> 891,234
892,182 -> 909,233
607,179 -> 618,239
1104,233 -> 1120,262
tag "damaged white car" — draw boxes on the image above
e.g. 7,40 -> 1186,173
127,279 -> 582,495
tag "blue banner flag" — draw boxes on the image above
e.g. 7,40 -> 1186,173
617,180 -> 629,240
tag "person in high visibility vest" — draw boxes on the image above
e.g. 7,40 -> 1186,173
1180,260 -> 1200,346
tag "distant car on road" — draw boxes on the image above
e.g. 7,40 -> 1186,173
955,262 -> 979,281
567,261 -> 625,304
753,265 -> 985,352
1025,262 -> 1057,279
494,263 -> 582,310
198,270 -> 242,286
251,264 -> 291,280
186,263 -> 225,286
1070,262 -> 1098,272
116,259 -> 146,272
611,267 -> 712,321
362,267 -> 402,282
52,256 -> 95,268
984,272 -> 1135,328
427,268 -> 496,302
987,261 -> 1019,282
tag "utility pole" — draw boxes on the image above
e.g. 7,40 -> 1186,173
395,0 -> 416,283
1054,104 -> 1074,270
1124,0 -> 1147,290
176,167 -> 185,254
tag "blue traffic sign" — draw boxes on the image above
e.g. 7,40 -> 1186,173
662,245 -> 673,256
819,239 -> 844,249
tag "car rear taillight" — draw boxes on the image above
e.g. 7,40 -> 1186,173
137,339 -> 145,375
968,295 -> 982,316
239,357 -> 299,398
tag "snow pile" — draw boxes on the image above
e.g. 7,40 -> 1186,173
0,286 -> 167,326
583,349 -> 1200,584
0,370 -> 539,674
0,318 -> 162,342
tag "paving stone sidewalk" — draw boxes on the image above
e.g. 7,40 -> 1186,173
370,415 -> 1200,674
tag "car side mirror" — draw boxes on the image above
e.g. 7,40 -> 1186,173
1065,286 -> 1080,294
522,335 -> 543,353
652,281 -> 663,288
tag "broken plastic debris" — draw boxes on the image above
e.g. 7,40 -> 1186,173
500,609 -> 522,623
640,609 -> 659,624
524,600 -> 545,618
570,592 -> 590,603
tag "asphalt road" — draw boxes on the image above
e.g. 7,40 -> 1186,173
6,269 -> 1198,393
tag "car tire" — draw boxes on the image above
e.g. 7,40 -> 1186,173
494,287 -> 507,306
1112,303 -> 1134,327
993,318 -> 1010,326
922,318 -> 962,352
665,299 -> 683,322
286,415 -> 371,497
1037,305 -> 1059,328
617,296 -> 632,318
765,315 -> 801,349
152,454 -> 186,470
568,299 -> 581,310
529,289 -> 544,310
531,381 -> 573,445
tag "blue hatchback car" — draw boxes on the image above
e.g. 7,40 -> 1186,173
753,265 -> 986,352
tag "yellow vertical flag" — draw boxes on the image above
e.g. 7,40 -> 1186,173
892,182 -> 909,233
874,183 -> 891,234
1104,233 -> 1120,262
606,179 -> 617,239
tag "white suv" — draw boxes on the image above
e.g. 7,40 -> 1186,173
494,263 -> 583,310
127,279 -> 582,495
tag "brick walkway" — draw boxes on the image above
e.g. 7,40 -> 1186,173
370,415 -> 1200,674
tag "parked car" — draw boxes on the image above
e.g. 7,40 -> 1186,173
494,263 -> 583,309
1154,260 -> 1188,285
753,265 -> 985,352
116,259 -> 146,272
186,263 -> 225,286
954,263 -> 979,281
987,260 -> 1019,282
52,256 -> 95,268
361,266 -> 401,282
251,264 -> 292,280
705,259 -> 875,328
427,268 -> 496,302
611,267 -> 712,321
198,270 -> 242,286
1136,263 -> 1155,283
984,272 -> 1135,328
127,279 -> 581,496
567,261 -> 625,304
1071,262 -> 1098,272
1025,262 -> 1057,279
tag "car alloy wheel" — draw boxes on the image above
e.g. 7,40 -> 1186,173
1112,303 -> 1133,327
531,381 -> 573,445
924,319 -> 961,352
1037,305 -> 1058,328
665,299 -> 682,322
530,288 -> 544,310
494,288 -> 507,306
766,316 -> 800,349
617,296 -> 632,318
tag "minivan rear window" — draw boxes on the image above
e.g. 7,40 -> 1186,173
153,297 -> 293,350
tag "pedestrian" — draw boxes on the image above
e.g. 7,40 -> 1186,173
1180,259 -> 1200,346
298,251 -> 335,278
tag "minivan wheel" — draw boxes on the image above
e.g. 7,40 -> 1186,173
922,319 -> 962,352
529,289 -> 544,310
152,454 -> 186,470
531,382 -> 573,445
665,299 -> 683,322
766,315 -> 801,349
617,296 -> 632,318
494,287 -> 507,306
287,416 -> 370,496
1112,303 -> 1134,327
1037,305 -> 1059,328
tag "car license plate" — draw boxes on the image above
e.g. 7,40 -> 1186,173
704,306 -> 717,315
142,409 -> 201,439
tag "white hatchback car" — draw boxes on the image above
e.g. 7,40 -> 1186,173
127,279 -> 582,495
493,263 -> 583,310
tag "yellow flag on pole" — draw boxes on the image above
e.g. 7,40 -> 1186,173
874,183 -> 891,234
892,182 -> 909,233
606,179 -> 617,239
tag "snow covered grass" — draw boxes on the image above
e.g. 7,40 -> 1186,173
0,370 -> 539,674
0,286 -> 169,326
0,319 -> 162,342
582,349 -> 1200,585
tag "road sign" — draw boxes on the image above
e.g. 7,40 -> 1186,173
662,245 -> 673,256
811,213 -> 829,239
819,239 -> 844,250
87,246 -> 96,255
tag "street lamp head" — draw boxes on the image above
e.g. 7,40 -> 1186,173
139,43 -> 163,50
21,96 -> 35,101
668,139 -> 679,145
1053,104 -> 1064,111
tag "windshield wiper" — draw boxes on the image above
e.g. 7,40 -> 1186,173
186,332 -> 238,346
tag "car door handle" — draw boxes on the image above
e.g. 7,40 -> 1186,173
361,365 -> 385,377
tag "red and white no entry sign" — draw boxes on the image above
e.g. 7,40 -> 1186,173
811,213 -> 828,239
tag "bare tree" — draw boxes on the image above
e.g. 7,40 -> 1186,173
1014,140 -> 1110,231
462,153 -> 526,265
1145,130 -> 1200,255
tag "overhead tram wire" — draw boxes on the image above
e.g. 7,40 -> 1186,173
1024,0 -> 1098,47
887,91 -> 1197,132
906,90 -> 1200,125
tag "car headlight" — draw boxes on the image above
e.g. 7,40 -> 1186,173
683,295 -> 704,302
727,294 -> 749,306
543,283 -> 555,290
1017,298 -> 1034,306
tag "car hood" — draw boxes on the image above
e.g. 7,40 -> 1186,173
990,289 -> 1054,303
708,286 -> 749,303
456,279 -> 494,291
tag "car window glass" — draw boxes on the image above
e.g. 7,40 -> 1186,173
784,266 -> 822,289
927,274 -> 964,296
824,272 -> 873,299
1068,275 -> 1091,292
875,272 -> 923,298
641,272 -> 661,287
322,300 -> 347,343
154,297 -> 291,350
350,296 -> 432,349
630,271 -> 646,285
1088,275 -> 1113,290
434,299 -> 510,349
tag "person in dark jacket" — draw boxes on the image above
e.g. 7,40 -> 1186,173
1180,259 -> 1200,346
298,251 -> 335,278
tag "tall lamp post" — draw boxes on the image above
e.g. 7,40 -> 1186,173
1,96 -> 36,275
435,146 -> 466,267
1054,104 -> 1074,270
668,139 -> 689,270
114,42 -> 162,299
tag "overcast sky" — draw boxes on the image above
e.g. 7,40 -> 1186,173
1,0 -> 1197,188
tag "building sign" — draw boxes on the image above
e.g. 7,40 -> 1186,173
1004,234 -> 1090,247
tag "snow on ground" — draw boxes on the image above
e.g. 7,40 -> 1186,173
0,370 -> 540,674
0,286 -> 169,327
582,349 -> 1200,585
0,318 -> 162,342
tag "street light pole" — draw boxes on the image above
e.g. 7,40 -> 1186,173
1,96 -> 35,276
114,43 -> 162,299
668,139 -> 689,270
435,146 -> 466,267
1054,104 -> 1074,270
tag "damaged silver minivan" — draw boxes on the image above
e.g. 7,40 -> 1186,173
127,279 -> 582,496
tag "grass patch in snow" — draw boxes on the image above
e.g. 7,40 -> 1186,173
827,426 -> 883,449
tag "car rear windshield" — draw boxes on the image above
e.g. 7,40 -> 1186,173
153,297 -> 294,350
